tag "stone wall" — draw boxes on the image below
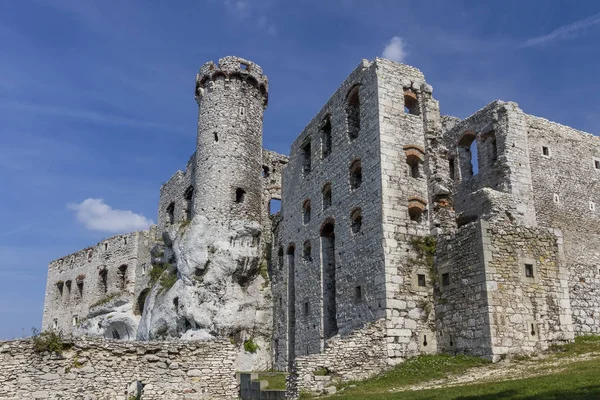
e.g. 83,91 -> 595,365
0,337 -> 238,400
158,155 -> 195,233
288,318 -> 388,397
275,58 -> 387,369
42,230 -> 153,339
376,58 -> 440,363
482,220 -> 574,356
435,221 -> 492,357
526,115 -> 600,335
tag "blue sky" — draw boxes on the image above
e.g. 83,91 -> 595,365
1,0 -> 599,339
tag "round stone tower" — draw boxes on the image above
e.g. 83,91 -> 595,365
194,56 -> 268,224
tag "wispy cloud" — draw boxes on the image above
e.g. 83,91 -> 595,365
221,0 -> 276,34
382,36 -> 408,62
0,223 -> 36,238
0,100 -> 180,131
521,13 -> 600,47
68,198 -> 154,233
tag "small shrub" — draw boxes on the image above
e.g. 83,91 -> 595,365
160,269 -> 178,290
149,263 -> 169,286
244,338 -> 260,354
31,328 -> 67,354
90,293 -> 120,308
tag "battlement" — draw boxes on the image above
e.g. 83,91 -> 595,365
195,56 -> 268,106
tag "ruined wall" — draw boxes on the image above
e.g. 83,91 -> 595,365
482,220 -> 574,356
526,115 -> 600,334
42,230 -> 152,338
158,155 -> 195,233
0,337 -> 238,400
442,101 -> 536,227
288,318 -> 388,397
261,149 -> 289,244
376,58 -> 440,363
275,59 -> 386,369
435,221 -> 492,357
194,56 -> 268,225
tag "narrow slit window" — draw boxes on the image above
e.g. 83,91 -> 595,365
167,202 -> 175,225
301,140 -> 311,175
449,157 -> 456,180
351,208 -> 362,233
321,115 -> 332,158
542,146 -> 550,157
595,159 -> 600,170
322,183 -> 332,210
355,286 -> 363,303
303,240 -> 312,262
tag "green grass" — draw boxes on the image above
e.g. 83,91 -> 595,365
327,359 -> 600,399
303,336 -> 600,400
333,354 -> 488,397
254,372 -> 287,390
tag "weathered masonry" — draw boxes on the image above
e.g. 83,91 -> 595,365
39,55 -> 600,396
271,57 -> 599,393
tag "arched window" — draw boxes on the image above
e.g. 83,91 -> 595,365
303,240 -> 312,262
322,183 -> 332,210
404,89 -> 420,115
118,264 -> 128,290
303,199 -> 311,224
408,196 -> 427,222
166,202 -> 175,225
457,131 -> 478,178
351,208 -> 362,233
349,159 -> 362,190
98,269 -> 108,294
320,219 -> 337,338
346,85 -> 360,140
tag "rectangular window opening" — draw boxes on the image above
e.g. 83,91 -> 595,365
355,285 -> 363,302
441,272 -> 450,287
417,274 -> 426,287
542,146 -> 550,157
525,263 -> 534,278
301,140 -> 311,175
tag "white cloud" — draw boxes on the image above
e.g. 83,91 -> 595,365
521,13 -> 600,47
68,198 -> 153,233
382,36 -> 407,62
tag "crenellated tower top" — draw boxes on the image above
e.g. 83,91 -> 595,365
195,56 -> 269,107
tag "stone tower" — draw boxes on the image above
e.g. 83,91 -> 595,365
194,56 -> 269,224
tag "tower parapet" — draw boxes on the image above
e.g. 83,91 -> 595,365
195,56 -> 268,107
193,56 -> 268,224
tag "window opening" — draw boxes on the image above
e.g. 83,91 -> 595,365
262,165 -> 270,178
235,188 -> 246,203
118,265 -> 128,289
407,154 -> 420,178
99,269 -> 108,294
301,140 -> 311,175
214,132 -> 219,142
595,159 -> 600,170
349,159 -> 362,189
278,246 -> 284,269
321,115 -> 332,158
442,272 -> 450,287
417,274 -> 426,287
525,263 -> 534,278
320,221 -> 338,339
167,202 -> 175,225
269,198 -> 281,215
351,208 -> 362,233
184,186 -> 194,221
304,302 -> 309,318
72,315 -> 78,327
404,89 -> 419,115
542,146 -> 550,157
355,285 -> 363,303
449,158 -> 456,180
346,85 -> 360,140
303,240 -> 312,262
322,183 -> 332,210
303,199 -> 311,224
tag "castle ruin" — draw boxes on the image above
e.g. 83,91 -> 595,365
39,56 -> 600,394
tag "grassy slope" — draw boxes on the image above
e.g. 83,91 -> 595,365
304,336 -> 600,400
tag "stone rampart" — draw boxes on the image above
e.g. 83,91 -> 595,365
0,337 -> 238,400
